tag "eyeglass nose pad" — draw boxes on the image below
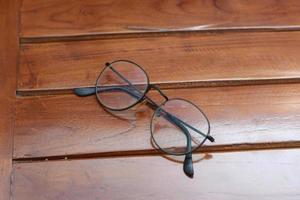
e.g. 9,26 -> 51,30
155,108 -> 162,117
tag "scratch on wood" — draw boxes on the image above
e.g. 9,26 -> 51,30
126,24 -> 216,32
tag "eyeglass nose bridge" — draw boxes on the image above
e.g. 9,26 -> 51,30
149,84 -> 168,103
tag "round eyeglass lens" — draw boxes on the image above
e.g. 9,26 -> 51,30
96,60 -> 149,110
151,99 -> 210,155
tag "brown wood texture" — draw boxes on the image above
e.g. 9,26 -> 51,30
14,83 -> 300,159
21,0 -> 300,39
14,1 -> 300,199
12,149 -> 300,200
0,0 -> 19,199
19,31 -> 300,91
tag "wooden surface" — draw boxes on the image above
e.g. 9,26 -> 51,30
0,0 -> 19,199
13,149 -> 300,200
15,83 -> 300,159
12,0 -> 300,199
21,0 -> 300,39
19,31 -> 300,90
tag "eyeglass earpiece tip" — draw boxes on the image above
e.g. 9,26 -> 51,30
207,135 -> 215,142
183,155 -> 194,178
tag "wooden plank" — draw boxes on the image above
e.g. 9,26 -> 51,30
19,31 -> 300,91
14,83 -> 300,159
12,149 -> 300,200
21,0 -> 300,40
0,0 -> 19,199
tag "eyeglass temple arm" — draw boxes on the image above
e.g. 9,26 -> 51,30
74,87 -> 96,96
176,116 -> 214,142
74,89 -> 214,143
75,86 -> 194,177
162,112 -> 194,178
74,86 -> 141,99
145,87 -> 214,142
74,85 -> 214,142
74,85 -> 214,146
74,87 -> 195,178
158,109 -> 214,143
75,63 -> 214,142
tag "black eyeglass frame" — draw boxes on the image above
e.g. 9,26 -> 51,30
74,59 -> 214,178
150,97 -> 211,156
96,60 -> 151,111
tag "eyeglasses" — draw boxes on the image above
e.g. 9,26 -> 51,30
74,60 -> 215,178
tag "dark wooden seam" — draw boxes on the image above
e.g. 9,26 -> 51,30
16,78 -> 300,97
20,27 -> 300,44
13,141 -> 300,162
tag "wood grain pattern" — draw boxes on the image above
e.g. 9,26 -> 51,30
19,31 -> 300,91
12,149 -> 300,200
21,0 -> 300,39
15,1 -> 300,199
14,83 -> 300,159
0,0 -> 19,199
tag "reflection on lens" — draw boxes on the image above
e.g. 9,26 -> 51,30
96,60 -> 149,110
151,99 -> 210,155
